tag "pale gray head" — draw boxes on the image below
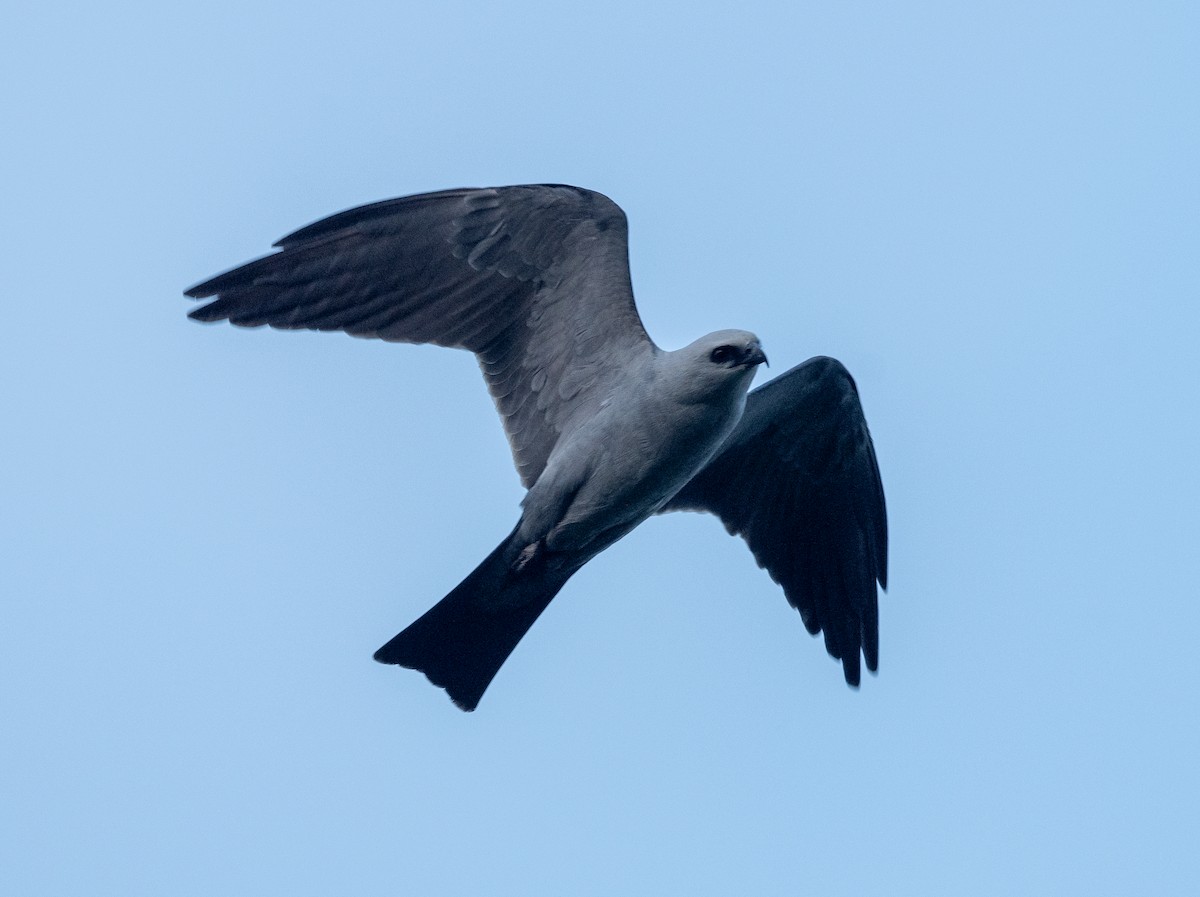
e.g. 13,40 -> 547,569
662,329 -> 768,406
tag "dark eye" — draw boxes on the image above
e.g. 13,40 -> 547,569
709,345 -> 737,365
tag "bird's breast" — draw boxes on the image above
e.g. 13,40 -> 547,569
540,396 -> 742,556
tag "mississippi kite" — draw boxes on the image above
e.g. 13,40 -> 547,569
184,184 -> 888,710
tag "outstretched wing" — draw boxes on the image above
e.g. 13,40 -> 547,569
662,356 -> 888,686
184,185 -> 653,487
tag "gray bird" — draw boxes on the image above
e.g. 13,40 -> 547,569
184,184 -> 888,711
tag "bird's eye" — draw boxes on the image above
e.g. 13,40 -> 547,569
709,345 -> 737,365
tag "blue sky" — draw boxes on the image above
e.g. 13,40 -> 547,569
3,2 -> 1197,894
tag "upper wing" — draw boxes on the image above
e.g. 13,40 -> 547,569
184,184 -> 653,487
661,356 -> 888,686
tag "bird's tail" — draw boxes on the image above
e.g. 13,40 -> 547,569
374,530 -> 573,711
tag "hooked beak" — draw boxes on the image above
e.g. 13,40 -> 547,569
743,343 -> 769,369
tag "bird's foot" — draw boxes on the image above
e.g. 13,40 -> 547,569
513,540 -> 543,572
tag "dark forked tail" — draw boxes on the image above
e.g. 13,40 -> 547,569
374,531 -> 573,711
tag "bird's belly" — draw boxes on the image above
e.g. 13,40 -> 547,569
544,405 -> 736,555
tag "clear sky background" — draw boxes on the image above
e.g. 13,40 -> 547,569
3,2 -> 1197,895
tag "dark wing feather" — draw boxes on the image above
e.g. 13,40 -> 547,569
662,356 -> 888,686
184,185 -> 653,487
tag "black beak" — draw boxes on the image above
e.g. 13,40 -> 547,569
744,344 -> 768,368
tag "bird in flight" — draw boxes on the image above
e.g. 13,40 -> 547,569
184,184 -> 888,711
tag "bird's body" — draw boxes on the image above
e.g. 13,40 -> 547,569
185,184 -> 888,710
517,329 -> 761,558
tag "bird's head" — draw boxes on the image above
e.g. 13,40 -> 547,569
664,329 -> 768,406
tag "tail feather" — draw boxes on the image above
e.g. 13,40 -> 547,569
374,532 -> 571,711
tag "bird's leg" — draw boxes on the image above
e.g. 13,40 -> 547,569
512,539 -> 545,573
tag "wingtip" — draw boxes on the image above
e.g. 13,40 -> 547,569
186,305 -> 220,323
841,665 -> 881,688
183,274 -> 222,299
842,649 -> 862,688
